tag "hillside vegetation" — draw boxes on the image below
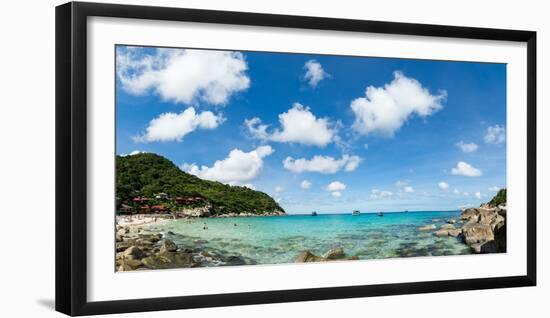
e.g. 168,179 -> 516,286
116,153 -> 284,215
488,189 -> 506,207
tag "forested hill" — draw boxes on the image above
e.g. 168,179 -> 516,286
116,153 -> 285,215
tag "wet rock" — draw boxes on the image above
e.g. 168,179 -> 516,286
470,240 -> 498,254
224,255 -> 246,266
160,239 -> 177,253
135,239 -> 154,247
417,224 -> 436,231
462,223 -> 494,245
117,263 -> 133,272
323,247 -> 345,260
116,241 -> 133,252
141,251 -> 195,269
122,246 -> 145,260
141,233 -> 162,243
440,224 -> 456,230
396,247 -> 430,258
116,258 -> 142,270
295,251 -> 326,262
434,228 -> 461,237
435,224 -> 462,237
447,219 -> 456,224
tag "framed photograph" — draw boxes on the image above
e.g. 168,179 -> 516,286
55,1 -> 536,316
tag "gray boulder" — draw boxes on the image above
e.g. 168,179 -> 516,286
295,251 -> 326,263
160,239 -> 177,253
462,223 -> 494,245
417,224 -> 436,231
121,246 -> 145,260
323,247 -> 345,260
470,240 -> 498,254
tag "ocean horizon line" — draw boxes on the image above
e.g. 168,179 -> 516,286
284,209 -> 461,216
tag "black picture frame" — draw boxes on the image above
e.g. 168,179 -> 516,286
55,1 -> 537,316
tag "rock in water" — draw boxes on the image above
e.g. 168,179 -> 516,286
470,240 -> 498,253
122,246 -> 145,260
224,255 -> 246,266
323,247 -> 345,260
160,239 -> 177,253
462,223 -> 494,245
141,252 -> 195,269
440,224 -> 456,230
417,224 -> 436,231
295,251 -> 326,262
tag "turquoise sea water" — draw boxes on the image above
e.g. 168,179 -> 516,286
145,211 -> 472,266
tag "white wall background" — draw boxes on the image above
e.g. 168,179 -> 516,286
0,0 -> 546,317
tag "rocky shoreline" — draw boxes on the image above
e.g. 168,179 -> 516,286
414,204 -> 507,254
115,211 -> 286,271
115,202 -> 506,271
116,225 -> 250,271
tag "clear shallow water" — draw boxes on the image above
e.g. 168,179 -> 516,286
145,211 -> 472,266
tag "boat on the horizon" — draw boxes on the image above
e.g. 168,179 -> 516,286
311,211 -> 317,216
352,210 -> 360,216
377,212 -> 384,217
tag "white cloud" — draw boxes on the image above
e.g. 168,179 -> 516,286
453,188 -> 460,195
244,117 -> 269,140
116,47 -> 250,105
300,180 -> 312,189
133,107 -> 224,143
463,192 -> 470,196
438,182 -> 450,190
245,103 -> 337,147
456,141 -> 479,153
363,144 -> 369,150
350,71 -> 446,137
404,186 -> 414,193
275,186 -> 284,193
326,181 -> 346,192
370,189 -> 393,200
283,154 -> 361,174
488,186 -> 500,192
181,145 -> 273,184
451,161 -> 482,177
326,181 -> 346,198
484,125 -> 506,144
303,60 -> 330,87
395,180 -> 408,188
475,191 -> 482,199
119,150 -> 147,157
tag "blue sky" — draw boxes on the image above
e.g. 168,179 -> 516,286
116,45 -> 506,214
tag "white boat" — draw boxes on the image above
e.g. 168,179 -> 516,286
352,210 -> 360,216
